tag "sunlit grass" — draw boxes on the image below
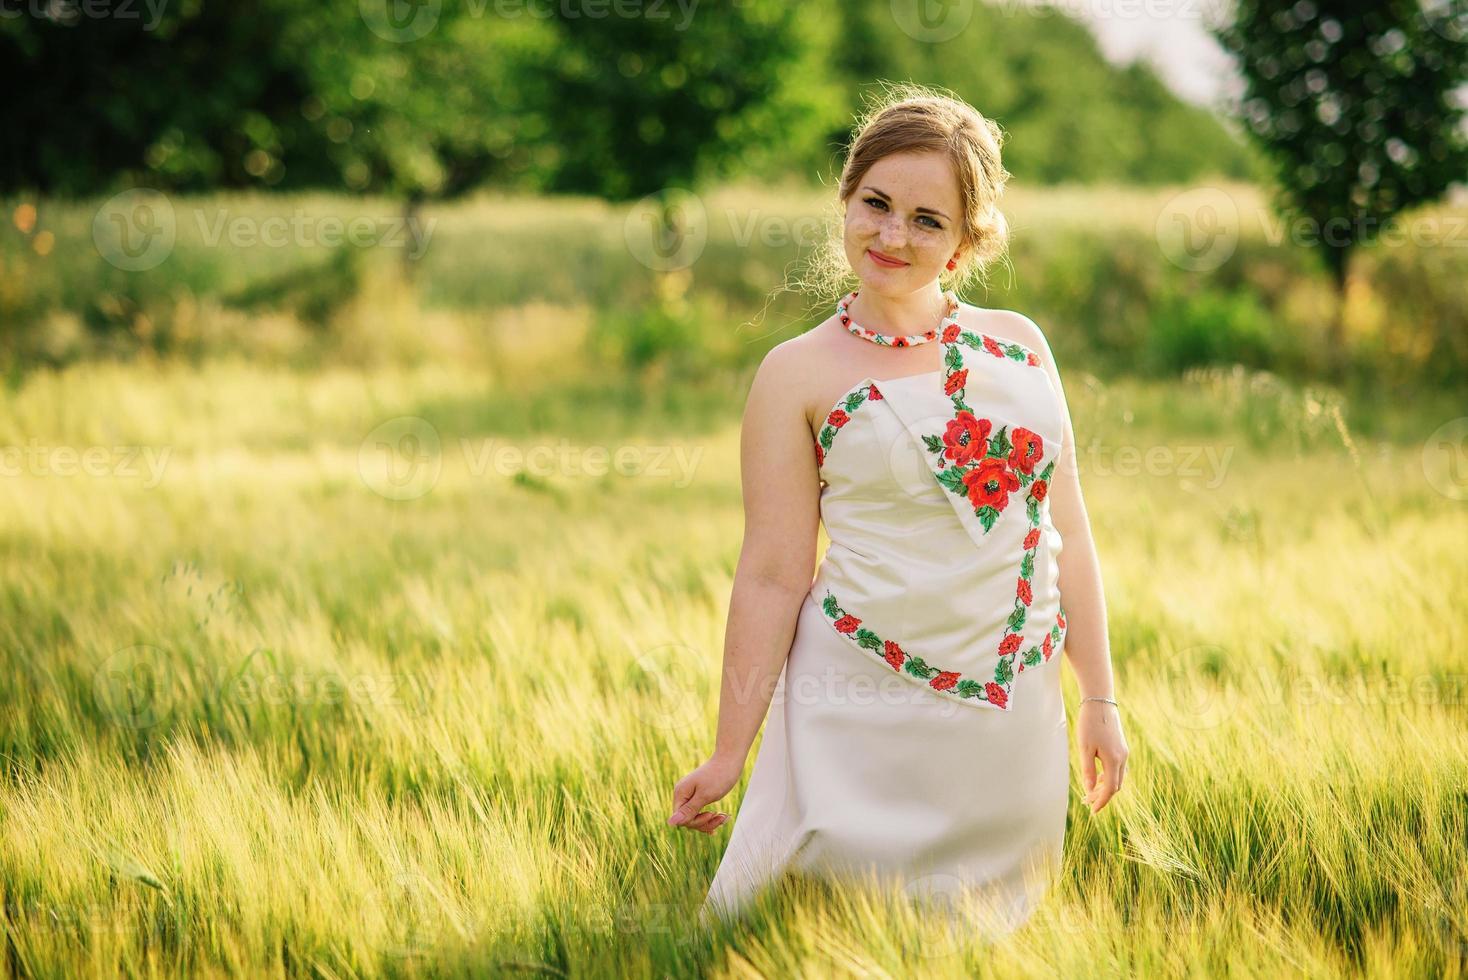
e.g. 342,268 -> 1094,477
0,350 -> 1465,977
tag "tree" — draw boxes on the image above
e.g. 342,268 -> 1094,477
1212,0 -> 1468,376
531,0 -> 839,202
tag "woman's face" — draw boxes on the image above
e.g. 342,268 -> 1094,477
843,149 -> 965,293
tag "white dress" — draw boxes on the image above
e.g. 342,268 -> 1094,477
701,322 -> 1072,934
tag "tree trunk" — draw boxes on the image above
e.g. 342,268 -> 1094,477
402,193 -> 426,284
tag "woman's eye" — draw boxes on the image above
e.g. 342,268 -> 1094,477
865,197 -> 887,211
919,216 -> 941,230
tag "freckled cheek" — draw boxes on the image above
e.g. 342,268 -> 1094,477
844,212 -> 879,241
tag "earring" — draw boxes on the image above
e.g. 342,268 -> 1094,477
946,258 -> 957,271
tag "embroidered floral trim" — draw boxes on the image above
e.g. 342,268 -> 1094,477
837,289 -> 960,347
819,454 -> 1066,711
814,381 -> 883,470
921,324 -> 1049,532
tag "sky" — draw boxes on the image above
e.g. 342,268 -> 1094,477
1055,0 -> 1244,110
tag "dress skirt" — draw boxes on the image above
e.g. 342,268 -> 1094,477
701,589 -> 1070,933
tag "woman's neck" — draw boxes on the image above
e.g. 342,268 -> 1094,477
845,284 -> 952,336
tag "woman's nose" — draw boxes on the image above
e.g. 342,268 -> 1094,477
878,215 -> 907,247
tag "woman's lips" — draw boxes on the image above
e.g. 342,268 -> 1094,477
867,249 -> 908,268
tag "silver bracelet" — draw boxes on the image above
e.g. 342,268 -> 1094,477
1080,696 -> 1118,707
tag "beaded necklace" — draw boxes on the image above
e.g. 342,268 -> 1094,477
837,289 -> 960,347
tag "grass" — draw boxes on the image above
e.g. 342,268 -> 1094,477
0,336 -> 1465,977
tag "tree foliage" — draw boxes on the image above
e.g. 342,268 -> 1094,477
1212,0 -> 1468,298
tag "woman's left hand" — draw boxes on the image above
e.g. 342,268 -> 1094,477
1077,700 -> 1128,814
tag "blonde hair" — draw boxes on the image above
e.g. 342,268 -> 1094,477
779,82 -> 1014,317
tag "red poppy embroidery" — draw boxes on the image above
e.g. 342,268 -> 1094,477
923,328 -> 1053,533
1009,427 -> 1044,474
817,320 -> 1067,710
963,458 -> 1020,511
930,671 -> 960,691
942,412 -> 990,467
816,382 -> 883,471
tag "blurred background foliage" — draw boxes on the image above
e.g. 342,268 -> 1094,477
0,0 -> 1464,406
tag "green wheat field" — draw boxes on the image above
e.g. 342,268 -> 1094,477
2,189 -> 1467,977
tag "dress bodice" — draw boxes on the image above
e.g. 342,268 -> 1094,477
809,324 -> 1069,711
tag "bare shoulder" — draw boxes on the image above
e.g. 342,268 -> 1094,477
745,325 -> 830,413
745,314 -> 842,409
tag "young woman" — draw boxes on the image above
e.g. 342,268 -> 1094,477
668,88 -> 1129,932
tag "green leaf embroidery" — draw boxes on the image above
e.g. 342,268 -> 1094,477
1021,551 -> 1034,579
1007,605 -> 1027,632
904,656 -> 936,680
994,657 -> 1014,685
988,426 -> 1012,459
936,467 -> 968,494
977,506 -> 998,532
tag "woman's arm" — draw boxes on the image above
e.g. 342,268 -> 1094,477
1000,312 -> 1129,815
669,342 -> 821,833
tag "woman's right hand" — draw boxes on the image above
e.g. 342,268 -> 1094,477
667,755 -> 744,834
